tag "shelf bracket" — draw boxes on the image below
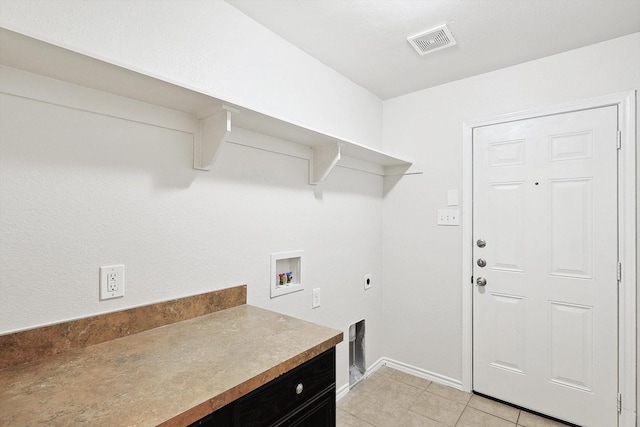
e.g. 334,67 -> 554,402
310,144 -> 341,185
193,105 -> 238,171
384,162 -> 423,176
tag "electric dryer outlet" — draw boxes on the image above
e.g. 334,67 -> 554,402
364,274 -> 372,290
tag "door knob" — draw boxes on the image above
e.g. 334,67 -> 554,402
476,277 -> 487,287
476,239 -> 486,248
477,258 -> 487,267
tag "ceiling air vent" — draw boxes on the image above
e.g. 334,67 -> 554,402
407,24 -> 457,56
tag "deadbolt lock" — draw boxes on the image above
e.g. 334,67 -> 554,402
477,258 -> 487,267
476,239 -> 486,248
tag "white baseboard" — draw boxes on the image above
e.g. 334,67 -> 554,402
366,357 -> 387,376
336,357 -> 462,402
336,382 -> 350,401
380,357 -> 462,390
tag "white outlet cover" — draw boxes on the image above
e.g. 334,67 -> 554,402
364,274 -> 372,290
100,265 -> 125,300
437,209 -> 460,226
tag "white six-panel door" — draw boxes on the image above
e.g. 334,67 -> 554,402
472,106 -> 618,426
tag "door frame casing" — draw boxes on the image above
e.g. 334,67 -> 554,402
461,91 -> 637,426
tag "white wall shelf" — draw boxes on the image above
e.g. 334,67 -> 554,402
0,28 -> 419,184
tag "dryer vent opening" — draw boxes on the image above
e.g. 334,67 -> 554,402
349,319 -> 365,388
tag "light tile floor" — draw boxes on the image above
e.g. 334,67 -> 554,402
337,366 -> 571,427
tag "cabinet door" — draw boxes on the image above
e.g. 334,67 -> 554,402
235,349 -> 335,427
276,389 -> 335,427
188,348 -> 336,427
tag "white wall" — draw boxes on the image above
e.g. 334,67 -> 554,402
0,72 -> 384,390
1,0 -> 637,409
0,0 -> 382,149
382,33 -> 639,383
0,0 -> 386,392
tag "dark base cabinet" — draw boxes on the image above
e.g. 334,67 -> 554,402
190,348 -> 336,427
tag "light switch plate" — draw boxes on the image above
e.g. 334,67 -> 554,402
437,209 -> 460,226
312,288 -> 321,308
447,189 -> 459,206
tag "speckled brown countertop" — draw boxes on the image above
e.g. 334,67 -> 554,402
0,304 -> 343,426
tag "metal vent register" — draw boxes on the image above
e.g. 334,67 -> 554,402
407,24 -> 457,55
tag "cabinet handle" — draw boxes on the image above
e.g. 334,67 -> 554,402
295,383 -> 304,395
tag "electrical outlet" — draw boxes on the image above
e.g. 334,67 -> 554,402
107,272 -> 118,292
364,274 -> 372,290
437,209 -> 460,226
100,265 -> 125,300
312,288 -> 321,308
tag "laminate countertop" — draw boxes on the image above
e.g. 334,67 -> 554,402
0,305 -> 343,426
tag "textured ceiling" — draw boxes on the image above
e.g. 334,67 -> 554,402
226,0 -> 640,100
